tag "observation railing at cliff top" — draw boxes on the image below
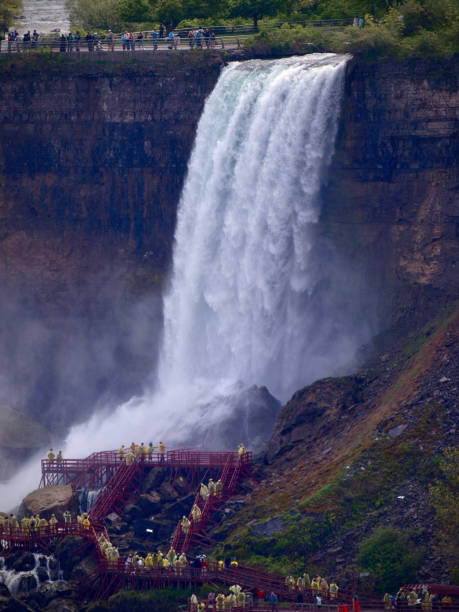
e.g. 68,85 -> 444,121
2,18 -> 354,54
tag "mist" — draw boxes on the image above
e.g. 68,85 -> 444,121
1,56 -> 381,510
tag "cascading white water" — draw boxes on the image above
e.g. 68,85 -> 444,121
160,54 -> 349,400
58,53 -> 361,452
1,53 -> 378,508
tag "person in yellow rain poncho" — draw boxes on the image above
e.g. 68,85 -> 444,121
311,576 -> 320,595
190,593 -> 199,611
330,582 -> 339,600
49,514 -> 58,533
200,483 -> 208,501
285,575 -> 296,592
166,547 -> 177,566
215,478 -> 223,498
181,515 -> 191,534
215,593 -> 226,611
118,444 -> 125,460
191,504 -> 202,523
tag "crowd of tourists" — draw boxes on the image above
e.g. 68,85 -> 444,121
0,509 -> 86,538
4,27 -> 219,53
385,588 -> 455,610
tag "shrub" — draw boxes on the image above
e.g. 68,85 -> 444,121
358,527 -> 423,593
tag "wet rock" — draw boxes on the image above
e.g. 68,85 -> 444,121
105,512 -> 121,525
69,556 -> 98,583
36,567 -> 49,583
15,573 -> 38,596
4,598 -> 35,611
136,491 -> 162,515
12,553 -> 35,573
44,599 -> 79,612
165,493 -> 195,520
196,385 -> 281,453
124,503 -> 143,520
141,467 -> 166,493
159,481 -> 178,503
55,536 -> 89,581
18,485 -> 78,521
251,517 -> 285,537
388,424 -> 408,438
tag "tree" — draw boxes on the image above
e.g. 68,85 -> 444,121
229,0 -> 291,28
0,0 -> 23,33
117,0 -> 152,23
68,0 -> 123,31
151,0 -> 227,32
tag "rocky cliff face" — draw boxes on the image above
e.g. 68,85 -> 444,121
321,56 -> 458,330
0,53 -> 223,284
0,53 -> 456,473
0,53 -> 224,446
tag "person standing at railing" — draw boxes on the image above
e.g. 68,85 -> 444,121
75,31 -> 80,52
86,32 -> 94,52
67,32 -> 74,52
136,32 -> 144,49
107,30 -> 114,51
23,31 -> 31,51
147,441 -> 154,459
188,29 -> 195,47
151,30 -> 158,50
168,30 -> 174,49
158,441 -> 166,461
32,30 -> 39,49
204,28 -> 210,48
59,34 -> 66,53
210,30 -> 216,48
47,448 -> 55,462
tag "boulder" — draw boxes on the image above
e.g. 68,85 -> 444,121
18,485 -> 78,521
69,556 -> 97,583
36,567 -> 49,583
136,491 -> 162,516
15,573 -> 38,596
4,597 -> 36,611
141,467 -> 166,493
55,536 -> 89,580
12,553 -> 36,573
44,599 -> 79,612
159,481 -> 178,503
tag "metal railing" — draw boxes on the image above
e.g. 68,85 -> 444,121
2,18 -> 355,54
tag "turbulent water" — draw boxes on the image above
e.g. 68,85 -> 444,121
161,54 -> 350,401
16,0 -> 70,34
63,53 -> 363,449
1,54 -> 377,507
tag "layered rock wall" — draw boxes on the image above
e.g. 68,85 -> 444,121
0,53 -> 223,285
322,57 -> 458,327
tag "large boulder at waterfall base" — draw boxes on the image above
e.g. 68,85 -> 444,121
18,485 -> 78,520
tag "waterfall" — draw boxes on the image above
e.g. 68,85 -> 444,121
61,53 -> 374,455
160,54 -> 349,400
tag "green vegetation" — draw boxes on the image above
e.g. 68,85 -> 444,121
244,1 -> 459,59
429,447 -> 459,583
0,0 -> 22,33
358,527 -> 423,593
66,0 -> 459,60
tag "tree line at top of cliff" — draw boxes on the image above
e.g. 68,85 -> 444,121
60,0 -> 458,59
